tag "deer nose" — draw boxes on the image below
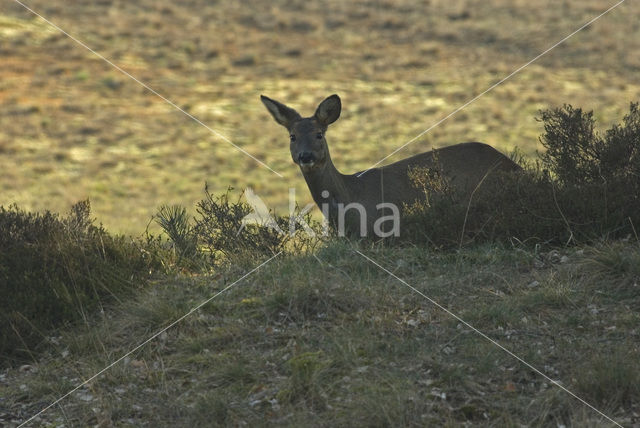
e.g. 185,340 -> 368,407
298,152 -> 316,164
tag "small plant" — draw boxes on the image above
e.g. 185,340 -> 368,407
154,204 -> 199,268
162,186 -> 324,267
278,351 -> 331,409
193,186 -> 282,263
407,151 -> 453,209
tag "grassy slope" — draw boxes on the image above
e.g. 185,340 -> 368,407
2,241 -> 639,426
1,0 -> 640,234
2,1 -> 640,426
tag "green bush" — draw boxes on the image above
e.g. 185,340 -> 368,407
402,102 -> 640,248
0,201 -> 163,367
539,103 -> 640,186
155,187 -> 323,268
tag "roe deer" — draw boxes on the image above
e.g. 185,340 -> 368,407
261,94 -> 520,237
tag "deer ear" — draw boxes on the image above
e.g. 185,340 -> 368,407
261,95 -> 301,129
314,94 -> 341,126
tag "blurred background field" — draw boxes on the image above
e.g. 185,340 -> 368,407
1,0 -> 639,235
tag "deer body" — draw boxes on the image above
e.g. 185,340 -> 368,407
261,94 -> 520,237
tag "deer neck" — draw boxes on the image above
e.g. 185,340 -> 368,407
300,157 -> 351,212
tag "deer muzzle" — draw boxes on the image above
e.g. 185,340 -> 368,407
297,151 -> 316,167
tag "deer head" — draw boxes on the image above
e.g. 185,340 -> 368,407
261,94 -> 341,173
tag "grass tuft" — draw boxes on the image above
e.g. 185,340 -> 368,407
572,346 -> 640,409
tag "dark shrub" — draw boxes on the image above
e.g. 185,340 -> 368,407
402,102 -> 640,248
0,201 -> 162,367
539,103 -> 640,187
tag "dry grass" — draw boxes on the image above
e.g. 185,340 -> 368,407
1,0 -> 640,234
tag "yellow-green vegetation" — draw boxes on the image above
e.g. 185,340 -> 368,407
2,1 -> 640,427
1,0 -> 640,234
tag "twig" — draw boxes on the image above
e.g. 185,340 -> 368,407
459,162 -> 504,251
628,217 -> 640,248
550,181 -> 574,246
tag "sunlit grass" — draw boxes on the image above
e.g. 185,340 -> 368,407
2,1 -> 640,234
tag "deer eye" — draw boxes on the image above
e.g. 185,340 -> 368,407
316,132 -> 323,139
290,134 -> 296,142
